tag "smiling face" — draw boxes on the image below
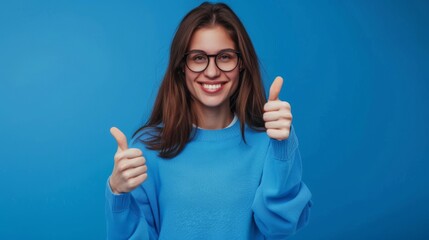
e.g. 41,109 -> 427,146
184,25 -> 240,116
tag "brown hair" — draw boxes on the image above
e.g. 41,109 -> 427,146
133,2 -> 266,158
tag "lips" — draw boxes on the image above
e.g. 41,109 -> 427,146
199,82 -> 226,93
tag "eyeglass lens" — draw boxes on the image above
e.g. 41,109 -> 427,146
186,50 -> 239,72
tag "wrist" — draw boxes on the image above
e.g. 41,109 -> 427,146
108,177 -> 121,194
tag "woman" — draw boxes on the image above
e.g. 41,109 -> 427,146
106,2 -> 312,239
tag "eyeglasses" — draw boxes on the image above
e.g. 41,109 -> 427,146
184,49 -> 240,73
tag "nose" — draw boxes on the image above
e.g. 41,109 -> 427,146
204,56 -> 221,79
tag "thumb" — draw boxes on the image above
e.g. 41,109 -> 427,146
110,127 -> 128,151
268,76 -> 284,101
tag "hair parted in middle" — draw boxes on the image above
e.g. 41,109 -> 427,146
134,2 -> 267,158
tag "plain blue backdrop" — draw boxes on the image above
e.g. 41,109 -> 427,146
1,0 -> 428,239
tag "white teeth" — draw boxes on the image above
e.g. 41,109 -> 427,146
202,84 -> 221,91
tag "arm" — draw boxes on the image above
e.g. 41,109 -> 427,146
105,127 -> 159,239
105,180 -> 159,240
252,127 -> 312,239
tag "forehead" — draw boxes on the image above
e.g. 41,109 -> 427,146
188,25 -> 235,53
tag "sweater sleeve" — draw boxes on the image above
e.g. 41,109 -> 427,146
105,179 -> 159,240
251,126 -> 312,239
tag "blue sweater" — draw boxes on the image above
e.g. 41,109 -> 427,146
105,121 -> 312,239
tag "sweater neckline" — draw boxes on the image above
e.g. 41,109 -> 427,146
192,119 -> 241,142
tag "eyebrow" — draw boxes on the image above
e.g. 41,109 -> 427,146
186,48 -> 236,54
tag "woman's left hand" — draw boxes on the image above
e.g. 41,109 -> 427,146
263,76 -> 292,141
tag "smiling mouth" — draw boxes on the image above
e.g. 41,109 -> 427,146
199,83 -> 226,93
202,83 -> 221,90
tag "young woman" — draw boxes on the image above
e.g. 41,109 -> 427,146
106,2 -> 312,239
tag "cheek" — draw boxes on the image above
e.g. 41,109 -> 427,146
227,71 -> 240,92
184,72 -> 208,100
185,71 -> 198,89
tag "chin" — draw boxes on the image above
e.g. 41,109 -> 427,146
195,96 -> 230,109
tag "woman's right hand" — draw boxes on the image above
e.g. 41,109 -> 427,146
109,127 -> 148,194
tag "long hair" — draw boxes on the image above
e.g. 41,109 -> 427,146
133,2 -> 266,158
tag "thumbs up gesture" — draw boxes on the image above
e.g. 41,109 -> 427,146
263,76 -> 293,141
109,127 -> 148,194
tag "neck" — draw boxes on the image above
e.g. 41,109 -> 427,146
192,104 -> 233,130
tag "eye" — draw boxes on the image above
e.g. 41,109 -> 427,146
191,54 -> 207,63
218,52 -> 235,62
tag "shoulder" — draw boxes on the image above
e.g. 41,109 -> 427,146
129,126 -> 162,165
130,126 -> 159,145
244,124 -> 268,141
244,124 -> 299,149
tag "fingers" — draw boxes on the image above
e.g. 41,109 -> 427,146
122,165 -> 148,180
268,76 -> 284,101
267,129 -> 290,140
114,148 -> 143,162
110,127 -> 128,151
110,153 -> 148,194
264,100 -> 291,112
263,110 -> 292,122
263,108 -> 292,141
109,127 -> 148,194
265,76 -> 292,141
116,156 -> 146,173
116,166 -> 148,192
112,172 -> 148,194
127,173 -> 148,190
265,120 -> 291,129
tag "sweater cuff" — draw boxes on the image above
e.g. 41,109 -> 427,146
270,125 -> 299,161
105,178 -> 131,212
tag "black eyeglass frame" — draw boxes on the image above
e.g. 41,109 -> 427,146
183,49 -> 241,73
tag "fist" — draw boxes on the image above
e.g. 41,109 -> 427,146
109,127 -> 148,194
263,76 -> 293,141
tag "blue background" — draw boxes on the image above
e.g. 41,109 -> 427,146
1,0 -> 428,239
